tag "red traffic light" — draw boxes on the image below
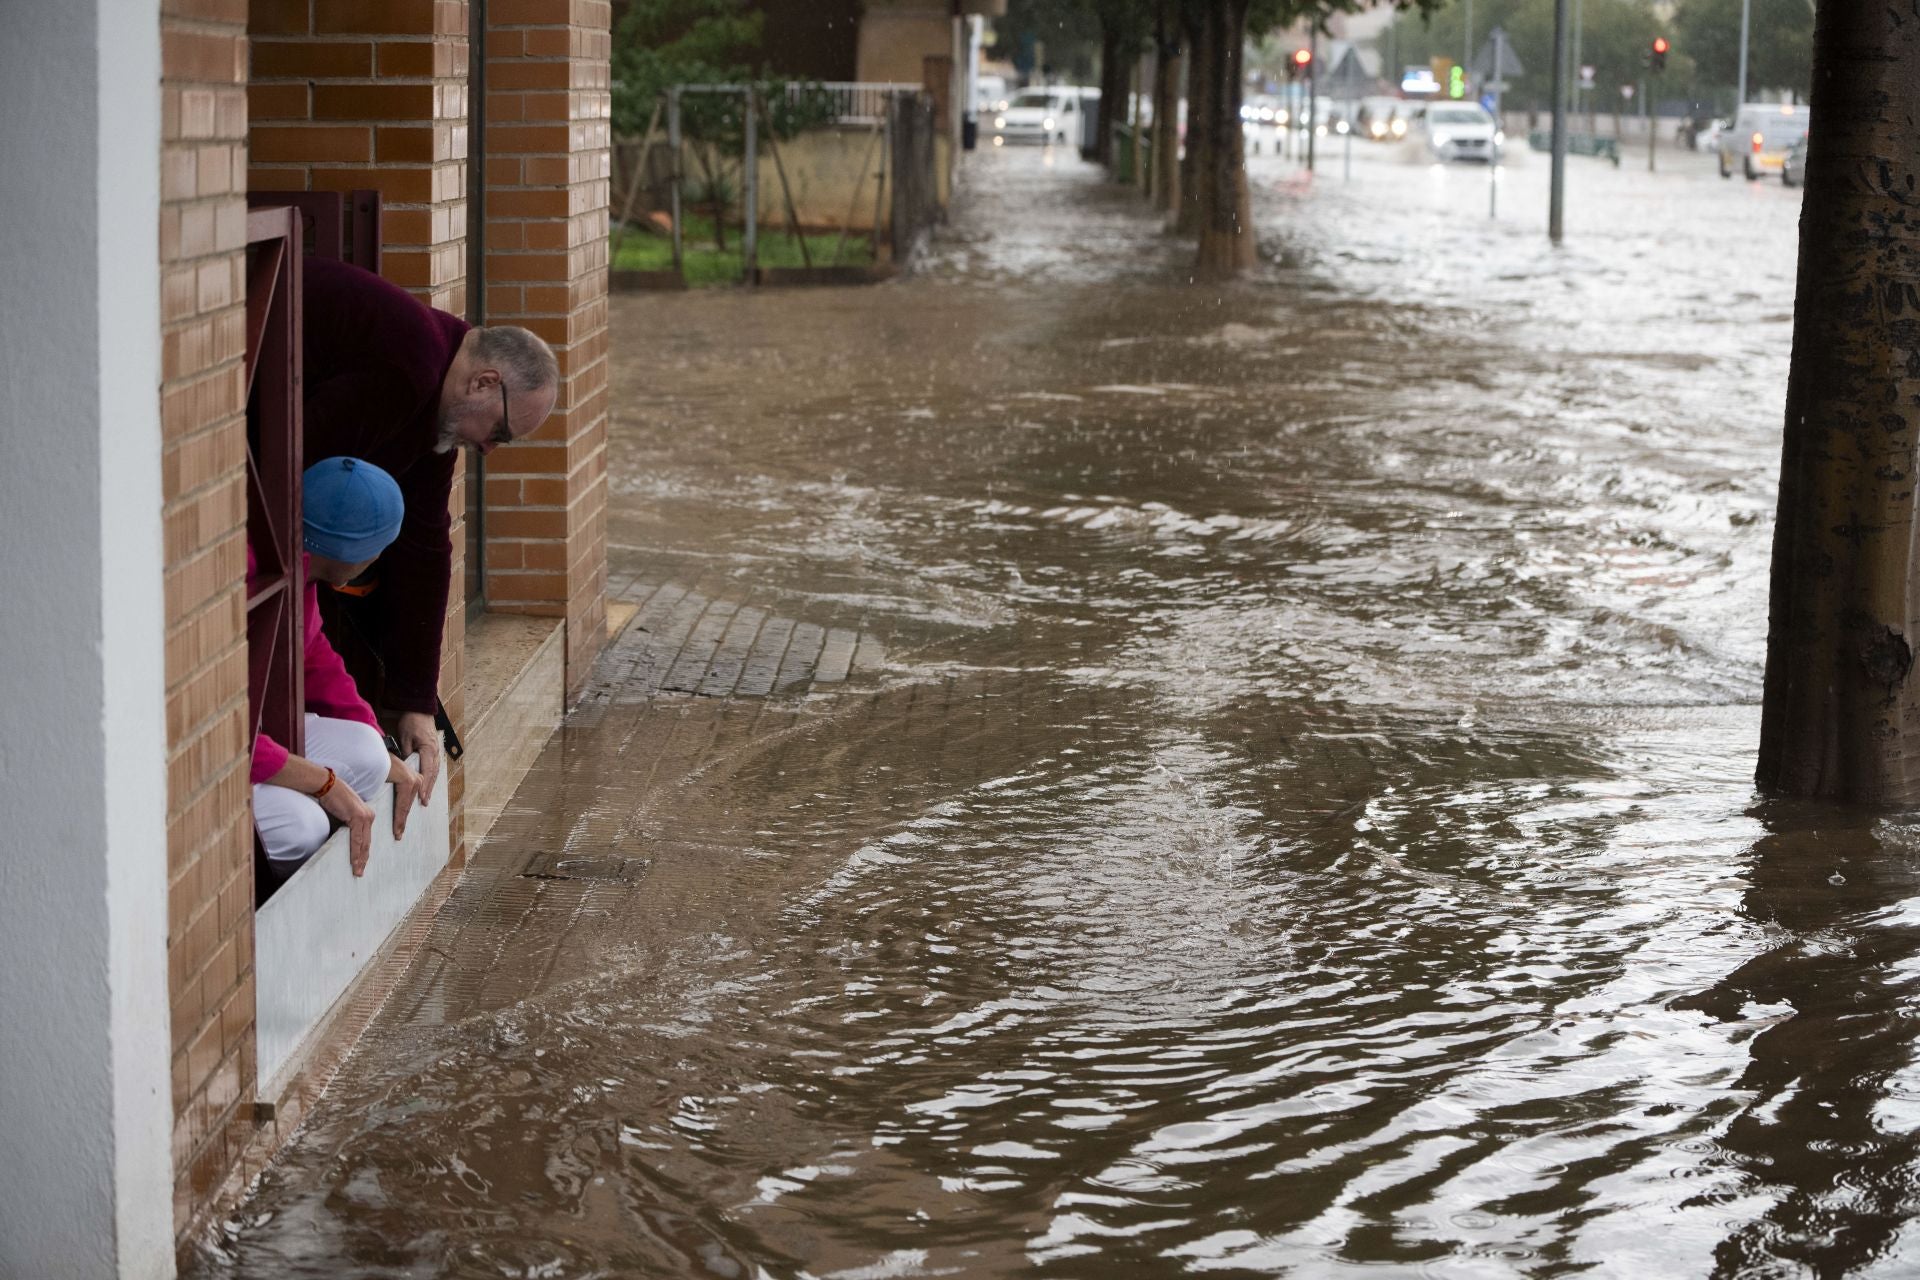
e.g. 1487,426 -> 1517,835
1652,37 -> 1669,54
1293,48 -> 1312,67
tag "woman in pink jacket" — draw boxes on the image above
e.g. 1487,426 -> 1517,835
252,458 -> 431,877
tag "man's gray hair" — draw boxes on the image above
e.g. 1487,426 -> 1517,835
472,325 -> 559,394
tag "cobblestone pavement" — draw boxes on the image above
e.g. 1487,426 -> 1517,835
194,144 -> 1920,1280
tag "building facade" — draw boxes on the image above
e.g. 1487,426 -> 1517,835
1,0 -> 612,1272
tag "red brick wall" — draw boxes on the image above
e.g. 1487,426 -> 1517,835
482,0 -> 612,694
160,0 -> 255,1241
247,0 -> 471,312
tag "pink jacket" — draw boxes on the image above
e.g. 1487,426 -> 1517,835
249,548 -> 382,785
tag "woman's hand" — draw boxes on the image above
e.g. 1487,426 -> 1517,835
387,753 -> 427,839
316,777 -> 376,875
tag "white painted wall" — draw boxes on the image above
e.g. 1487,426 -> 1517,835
0,1 -> 174,1276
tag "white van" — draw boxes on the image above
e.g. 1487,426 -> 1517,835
975,74 -> 1008,115
991,86 -> 1093,146
1719,102 -> 1810,180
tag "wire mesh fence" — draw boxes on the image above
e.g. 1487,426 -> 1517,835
610,83 -> 941,286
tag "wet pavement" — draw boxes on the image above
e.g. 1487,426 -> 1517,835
194,142 -> 1920,1278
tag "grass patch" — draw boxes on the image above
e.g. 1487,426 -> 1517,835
613,214 -> 875,286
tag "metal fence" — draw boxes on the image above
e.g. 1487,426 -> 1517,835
610,83 -> 943,283
791,81 -> 923,124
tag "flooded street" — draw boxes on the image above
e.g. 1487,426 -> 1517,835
195,143 -> 1920,1278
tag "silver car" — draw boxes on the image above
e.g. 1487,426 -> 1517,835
1409,103 -> 1503,163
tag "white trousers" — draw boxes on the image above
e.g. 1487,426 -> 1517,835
253,713 -> 389,869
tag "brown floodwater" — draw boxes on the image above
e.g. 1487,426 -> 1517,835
192,144 -> 1920,1278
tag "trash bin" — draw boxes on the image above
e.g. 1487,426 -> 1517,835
962,116 -> 978,151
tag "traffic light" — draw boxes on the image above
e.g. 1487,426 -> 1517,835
1448,64 -> 1466,98
1649,36 -> 1669,72
1292,47 -> 1312,77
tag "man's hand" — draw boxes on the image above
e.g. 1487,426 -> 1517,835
387,753 -> 427,839
317,779 -> 376,876
395,711 -> 442,804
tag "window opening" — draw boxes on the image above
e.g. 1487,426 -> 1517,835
244,207 -> 307,878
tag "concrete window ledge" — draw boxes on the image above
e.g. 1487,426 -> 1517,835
254,756 -> 450,1097
463,613 -> 566,849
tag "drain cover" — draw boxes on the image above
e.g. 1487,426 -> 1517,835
517,853 -> 634,882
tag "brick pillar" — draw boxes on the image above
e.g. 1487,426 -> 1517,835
246,0 -> 476,853
160,0 -> 255,1241
482,0 -> 612,695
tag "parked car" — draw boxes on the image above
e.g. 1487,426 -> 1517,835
990,86 -> 1093,146
1781,134 -> 1808,187
1681,114 -> 1728,150
1408,103 -> 1502,162
1718,102 -> 1810,179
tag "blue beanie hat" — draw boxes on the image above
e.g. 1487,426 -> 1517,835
303,457 -> 404,562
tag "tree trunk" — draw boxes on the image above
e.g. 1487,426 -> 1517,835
1193,0 -> 1252,277
1151,3 -> 1182,217
1095,24 -> 1121,167
1175,5 -> 1210,235
1757,3 -> 1920,802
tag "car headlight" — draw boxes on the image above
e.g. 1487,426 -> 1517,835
1369,121 -> 1386,138
994,115 -> 1005,129
1390,119 -> 1407,137
1494,130 -> 1506,146
1043,116 -> 1055,130
1432,131 -> 1451,147
1335,120 -> 1349,135
1275,109 -> 1290,125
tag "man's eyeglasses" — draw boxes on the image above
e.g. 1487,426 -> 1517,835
487,382 -> 514,448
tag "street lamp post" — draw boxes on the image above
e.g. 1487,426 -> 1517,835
1464,0 -> 1474,87
1571,0 -> 1583,119
1736,0 -> 1751,107
1549,0 -> 1568,243
1307,24 -> 1318,173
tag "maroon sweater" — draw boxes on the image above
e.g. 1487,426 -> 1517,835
301,257 -> 470,716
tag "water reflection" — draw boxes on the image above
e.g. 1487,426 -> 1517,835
1685,806 -> 1920,1277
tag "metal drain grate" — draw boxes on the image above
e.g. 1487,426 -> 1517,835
517,853 -> 637,882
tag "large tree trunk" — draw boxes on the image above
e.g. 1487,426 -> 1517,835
1193,0 -> 1252,277
1094,23 -> 1121,166
1757,3 -> 1920,801
1175,4 -> 1210,235
1151,2 -> 1182,217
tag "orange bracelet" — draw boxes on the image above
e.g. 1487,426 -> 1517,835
314,767 -> 338,800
